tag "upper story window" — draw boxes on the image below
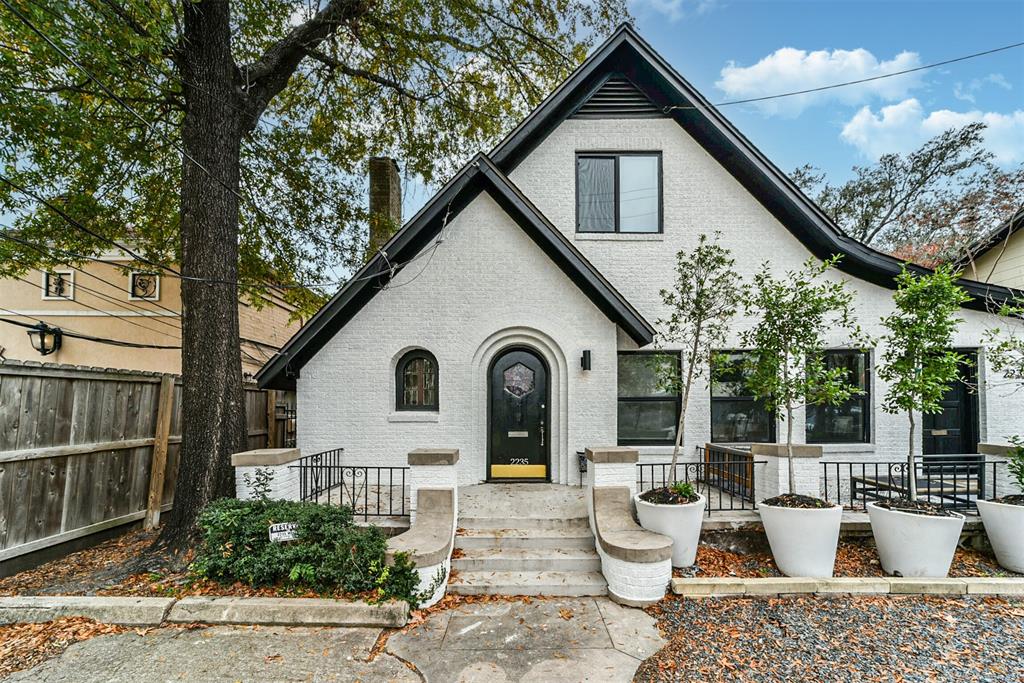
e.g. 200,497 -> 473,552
129,272 -> 160,300
710,351 -> 775,443
806,350 -> 871,444
576,152 -> 661,233
42,270 -> 74,300
396,349 -> 438,411
617,352 -> 679,445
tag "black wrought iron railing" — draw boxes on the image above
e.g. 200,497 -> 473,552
821,455 -> 1008,514
291,448 -> 409,520
636,444 -> 765,514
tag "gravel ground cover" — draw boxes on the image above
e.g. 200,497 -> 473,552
636,595 -> 1024,682
674,541 -> 1020,579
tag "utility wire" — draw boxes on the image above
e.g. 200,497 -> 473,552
669,40 -> 1024,110
0,307 -> 181,349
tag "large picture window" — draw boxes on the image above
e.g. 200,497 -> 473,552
806,350 -> 870,443
617,352 -> 679,445
710,352 -> 775,443
395,350 -> 438,411
576,152 -> 661,233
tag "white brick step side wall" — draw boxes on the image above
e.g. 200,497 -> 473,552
454,528 -> 596,550
452,547 -> 602,572
448,570 -> 608,596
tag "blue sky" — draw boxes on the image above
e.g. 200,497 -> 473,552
630,0 -> 1024,181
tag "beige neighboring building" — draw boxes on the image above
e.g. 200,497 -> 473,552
0,252 -> 304,377
961,208 -> 1024,289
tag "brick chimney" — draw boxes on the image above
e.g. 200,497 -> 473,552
367,157 -> 402,261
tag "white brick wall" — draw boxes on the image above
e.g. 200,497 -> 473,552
298,192 -> 618,485
755,455 -> 823,502
597,547 -> 671,604
408,464 -> 459,521
234,463 -> 300,501
509,118 -> 1024,462
297,117 -> 1024,481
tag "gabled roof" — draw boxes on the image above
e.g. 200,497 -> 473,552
260,23 -> 1021,390
257,154 -> 656,389
954,206 -> 1024,272
488,23 -> 1020,305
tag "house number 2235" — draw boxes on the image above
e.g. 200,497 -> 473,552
510,458 -> 529,465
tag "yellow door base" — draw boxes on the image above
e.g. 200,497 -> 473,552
490,464 -> 547,479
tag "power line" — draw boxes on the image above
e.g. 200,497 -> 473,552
670,40 -> 1024,111
0,308 -> 181,349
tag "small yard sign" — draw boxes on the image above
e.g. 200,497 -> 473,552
268,522 -> 299,543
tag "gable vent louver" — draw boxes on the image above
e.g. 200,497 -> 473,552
570,75 -> 666,119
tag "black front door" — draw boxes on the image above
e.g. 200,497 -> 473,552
923,352 -> 979,455
488,347 -> 549,480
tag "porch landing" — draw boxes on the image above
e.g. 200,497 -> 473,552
450,484 -> 606,597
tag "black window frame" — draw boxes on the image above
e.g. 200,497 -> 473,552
616,350 -> 680,446
710,350 -> 777,444
805,349 -> 871,444
395,349 -> 439,412
575,151 -> 663,234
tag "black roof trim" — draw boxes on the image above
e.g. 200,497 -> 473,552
256,154 -> 655,390
488,23 -> 1020,309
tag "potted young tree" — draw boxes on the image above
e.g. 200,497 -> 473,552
635,233 -> 742,568
742,256 -> 867,578
871,265 -> 971,577
977,299 -> 1024,573
976,436 -> 1024,573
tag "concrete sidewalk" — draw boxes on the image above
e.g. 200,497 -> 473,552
7,597 -> 666,682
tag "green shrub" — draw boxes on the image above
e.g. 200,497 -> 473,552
191,498 -> 423,605
1008,435 -> 1024,492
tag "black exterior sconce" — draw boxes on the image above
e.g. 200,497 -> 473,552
27,322 -> 62,356
581,349 -> 591,371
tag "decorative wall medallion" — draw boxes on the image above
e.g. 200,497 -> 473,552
503,363 -> 535,398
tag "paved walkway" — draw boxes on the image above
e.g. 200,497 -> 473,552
8,597 -> 665,682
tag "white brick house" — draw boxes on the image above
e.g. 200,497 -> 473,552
257,25 -> 1023,488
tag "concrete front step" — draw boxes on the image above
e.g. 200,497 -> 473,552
448,570 -> 608,597
454,528 -> 596,550
452,547 -> 601,572
459,516 -> 590,531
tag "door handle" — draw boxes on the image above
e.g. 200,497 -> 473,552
540,403 -> 545,448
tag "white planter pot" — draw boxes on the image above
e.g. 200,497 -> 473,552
867,502 -> 965,577
635,493 -> 705,568
759,503 -> 843,578
977,499 -> 1024,573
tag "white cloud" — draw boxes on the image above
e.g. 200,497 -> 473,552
840,98 -> 1024,165
630,0 -> 718,22
715,47 -> 923,117
953,73 -> 1012,104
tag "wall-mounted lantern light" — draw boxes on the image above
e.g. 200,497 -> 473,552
27,322 -> 62,356
580,349 -> 591,371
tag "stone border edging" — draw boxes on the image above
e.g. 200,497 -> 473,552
671,576 -> 1024,597
0,595 -> 409,628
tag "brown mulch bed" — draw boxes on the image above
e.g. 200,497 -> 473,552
673,541 -> 1021,579
0,617 -> 128,678
0,529 -> 363,600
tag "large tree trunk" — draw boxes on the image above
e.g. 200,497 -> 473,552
157,0 -> 247,551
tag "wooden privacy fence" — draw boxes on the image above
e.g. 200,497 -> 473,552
0,360 -> 293,564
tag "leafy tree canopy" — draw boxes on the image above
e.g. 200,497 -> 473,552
0,0 -> 627,314
792,123 -> 1024,266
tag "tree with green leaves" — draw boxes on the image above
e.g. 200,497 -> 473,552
878,265 -> 971,500
0,0 -> 628,549
792,123 -> 1024,265
740,256 -> 867,496
655,233 -> 742,485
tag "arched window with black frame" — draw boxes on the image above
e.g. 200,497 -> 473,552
396,350 -> 439,411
